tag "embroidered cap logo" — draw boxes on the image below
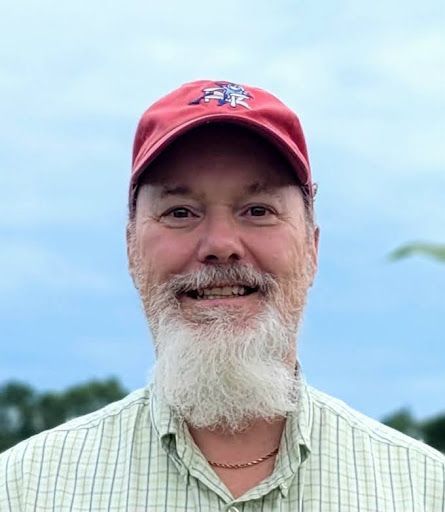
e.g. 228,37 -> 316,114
189,82 -> 253,109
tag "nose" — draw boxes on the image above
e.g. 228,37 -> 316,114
197,212 -> 245,264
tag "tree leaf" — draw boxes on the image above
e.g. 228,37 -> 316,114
388,242 -> 445,263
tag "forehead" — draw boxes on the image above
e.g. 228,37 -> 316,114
140,123 -> 298,190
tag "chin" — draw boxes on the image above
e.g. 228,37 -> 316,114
180,298 -> 266,326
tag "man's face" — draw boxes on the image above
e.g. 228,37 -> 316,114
130,124 -> 318,321
128,124 -> 319,430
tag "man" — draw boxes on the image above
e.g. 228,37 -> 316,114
1,80 -> 444,511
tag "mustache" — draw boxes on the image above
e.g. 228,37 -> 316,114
161,264 -> 278,296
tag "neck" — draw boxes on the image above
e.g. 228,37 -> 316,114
188,416 -> 286,465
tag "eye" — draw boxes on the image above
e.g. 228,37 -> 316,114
160,206 -> 201,227
164,207 -> 197,218
244,205 -> 275,217
240,203 -> 278,225
248,206 -> 268,216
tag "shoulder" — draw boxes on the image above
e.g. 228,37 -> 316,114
1,386 -> 152,462
307,385 -> 445,471
0,387 -> 152,507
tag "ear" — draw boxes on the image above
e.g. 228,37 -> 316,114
309,225 -> 320,286
126,222 -> 139,289
314,225 -> 320,256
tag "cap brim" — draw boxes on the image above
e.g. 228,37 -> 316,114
130,113 -> 310,213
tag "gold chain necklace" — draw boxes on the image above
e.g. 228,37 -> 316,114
208,447 -> 279,469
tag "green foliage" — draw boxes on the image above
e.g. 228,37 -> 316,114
381,408 -> 422,439
389,242 -> 445,263
421,415 -> 445,454
0,378 -> 127,453
383,408 -> 445,453
0,382 -> 37,452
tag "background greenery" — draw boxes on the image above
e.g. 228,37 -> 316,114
0,378 -> 126,453
0,377 -> 443,454
389,243 -> 445,263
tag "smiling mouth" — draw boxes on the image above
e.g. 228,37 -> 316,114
184,285 -> 259,300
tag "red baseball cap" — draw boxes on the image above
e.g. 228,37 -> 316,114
130,79 -> 314,214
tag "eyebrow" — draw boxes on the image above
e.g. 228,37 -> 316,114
159,185 -> 194,198
158,181 -> 280,200
245,182 -> 279,195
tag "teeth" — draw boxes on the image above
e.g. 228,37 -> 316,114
196,286 -> 248,298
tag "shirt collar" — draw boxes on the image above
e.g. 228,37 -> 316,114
149,378 -> 314,499
149,385 -> 178,440
290,376 -> 314,452
150,376 -> 313,451
260,377 -> 313,495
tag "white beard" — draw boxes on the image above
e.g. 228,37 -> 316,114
139,264 -> 311,432
152,303 -> 301,432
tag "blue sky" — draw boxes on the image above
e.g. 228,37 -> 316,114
1,0 -> 444,421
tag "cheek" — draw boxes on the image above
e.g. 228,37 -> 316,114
244,229 -> 305,276
138,229 -> 197,280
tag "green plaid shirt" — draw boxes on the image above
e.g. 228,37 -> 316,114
1,383 -> 444,511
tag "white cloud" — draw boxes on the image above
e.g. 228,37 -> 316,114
372,31 -> 445,96
72,335 -> 154,368
263,30 -> 445,171
0,240 -> 114,294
